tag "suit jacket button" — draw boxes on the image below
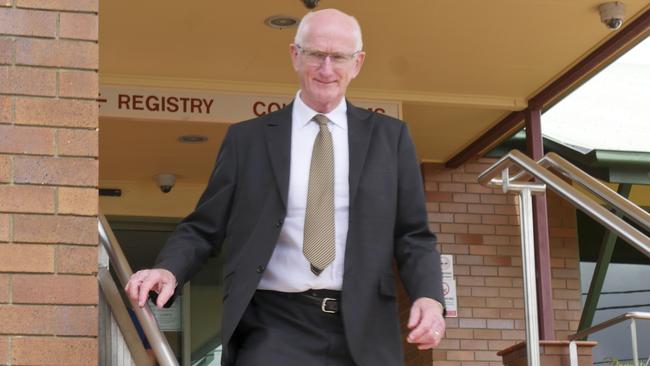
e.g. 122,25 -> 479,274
256,265 -> 265,273
275,219 -> 284,228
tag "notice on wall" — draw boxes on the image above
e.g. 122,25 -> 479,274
98,85 -> 402,122
442,278 -> 458,317
441,254 -> 454,279
148,297 -> 182,331
440,254 -> 458,317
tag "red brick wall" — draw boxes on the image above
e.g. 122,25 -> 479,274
0,1 -> 98,364
399,158 -> 582,365
548,189 -> 582,340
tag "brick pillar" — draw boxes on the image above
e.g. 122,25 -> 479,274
0,1 -> 99,365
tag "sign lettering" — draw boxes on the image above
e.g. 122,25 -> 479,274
99,85 -> 401,122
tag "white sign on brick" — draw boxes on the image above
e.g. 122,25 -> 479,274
442,278 -> 458,318
441,254 -> 454,279
440,254 -> 457,317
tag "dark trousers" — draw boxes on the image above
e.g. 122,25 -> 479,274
230,290 -> 356,366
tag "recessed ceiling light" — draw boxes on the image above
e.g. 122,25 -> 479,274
265,15 -> 299,29
178,135 -> 208,144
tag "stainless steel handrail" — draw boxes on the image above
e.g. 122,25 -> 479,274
98,212 -> 179,366
568,312 -> 650,366
478,150 -> 650,257
543,153 -> 650,227
541,152 -> 650,230
568,312 -> 650,341
500,151 -> 650,231
479,149 -> 650,366
98,267 -> 154,366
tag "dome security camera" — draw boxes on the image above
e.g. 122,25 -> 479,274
302,0 -> 319,9
599,2 -> 625,30
155,173 -> 176,193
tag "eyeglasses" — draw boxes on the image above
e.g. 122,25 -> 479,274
295,44 -> 361,66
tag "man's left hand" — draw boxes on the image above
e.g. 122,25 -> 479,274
406,297 -> 445,350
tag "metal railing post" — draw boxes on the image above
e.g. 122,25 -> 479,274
517,187 -> 541,366
493,168 -> 544,365
569,340 -> 578,366
630,318 -> 639,366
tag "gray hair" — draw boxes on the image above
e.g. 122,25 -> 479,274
294,11 -> 363,51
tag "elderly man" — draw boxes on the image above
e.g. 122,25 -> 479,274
126,8 -> 445,366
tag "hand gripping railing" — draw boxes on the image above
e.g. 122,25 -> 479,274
478,150 -> 650,366
568,312 -> 650,366
98,212 -> 179,366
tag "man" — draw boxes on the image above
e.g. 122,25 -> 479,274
126,8 -> 446,366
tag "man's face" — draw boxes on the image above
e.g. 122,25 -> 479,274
290,20 -> 365,113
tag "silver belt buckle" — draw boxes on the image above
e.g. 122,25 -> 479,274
321,297 -> 337,313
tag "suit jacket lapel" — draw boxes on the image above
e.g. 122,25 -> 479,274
264,103 -> 293,209
263,100 -> 373,210
347,101 -> 374,205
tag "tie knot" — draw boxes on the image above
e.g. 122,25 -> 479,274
313,114 -> 329,127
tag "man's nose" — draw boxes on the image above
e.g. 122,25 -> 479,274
318,57 -> 335,75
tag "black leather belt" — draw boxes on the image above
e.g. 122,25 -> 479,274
258,289 -> 341,314
298,289 -> 341,314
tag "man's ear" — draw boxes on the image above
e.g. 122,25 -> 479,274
351,51 -> 366,79
289,43 -> 300,71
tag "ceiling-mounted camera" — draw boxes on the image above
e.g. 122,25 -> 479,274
155,173 -> 176,194
302,0 -> 319,9
598,2 -> 625,30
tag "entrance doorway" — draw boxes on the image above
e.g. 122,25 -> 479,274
99,92 -> 229,365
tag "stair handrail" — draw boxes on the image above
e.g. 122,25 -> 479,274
567,312 -> 650,366
494,151 -> 650,231
541,152 -> 650,230
478,150 -> 650,257
568,311 -> 650,341
97,265 -> 153,365
98,212 -> 179,366
479,149 -> 650,366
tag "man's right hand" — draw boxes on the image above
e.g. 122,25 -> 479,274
125,268 -> 177,309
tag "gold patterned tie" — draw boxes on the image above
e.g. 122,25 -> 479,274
303,114 -> 335,276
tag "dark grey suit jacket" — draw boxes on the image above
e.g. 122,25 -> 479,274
155,101 -> 444,365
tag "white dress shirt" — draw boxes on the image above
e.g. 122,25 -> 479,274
258,91 -> 350,292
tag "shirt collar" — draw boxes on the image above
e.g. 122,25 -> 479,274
293,90 -> 348,130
